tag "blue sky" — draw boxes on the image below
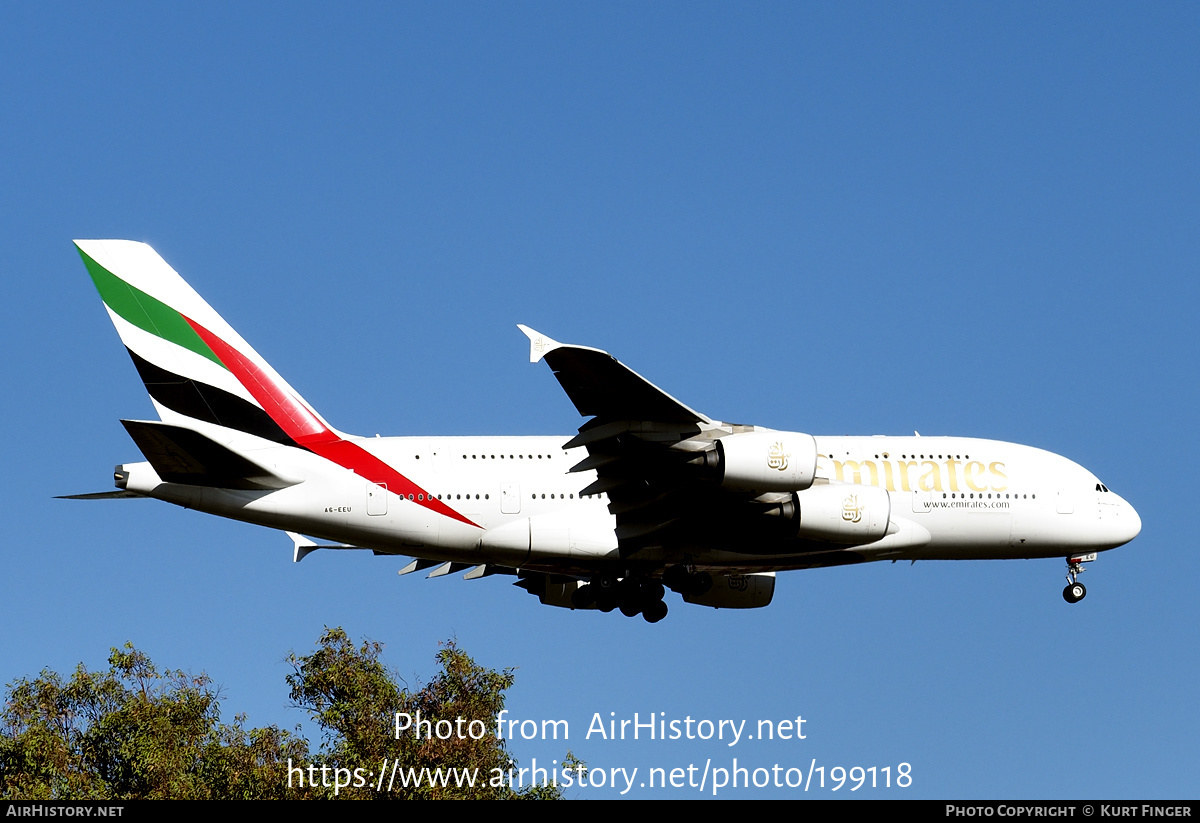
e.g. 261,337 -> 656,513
2,3 -> 1197,798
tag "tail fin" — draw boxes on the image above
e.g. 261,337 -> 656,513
77,240 -> 480,527
75,240 -> 338,449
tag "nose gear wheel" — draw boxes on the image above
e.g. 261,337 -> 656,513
1062,557 -> 1088,603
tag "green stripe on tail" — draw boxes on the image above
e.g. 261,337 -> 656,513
76,245 -> 226,369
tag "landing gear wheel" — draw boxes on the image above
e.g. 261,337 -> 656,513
1063,556 -> 1090,603
618,578 -> 643,617
1063,582 -> 1086,603
571,584 -> 596,609
594,575 -> 619,612
643,600 -> 668,623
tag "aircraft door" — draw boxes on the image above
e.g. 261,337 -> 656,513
911,490 -> 933,513
1056,488 -> 1074,514
367,483 -> 388,516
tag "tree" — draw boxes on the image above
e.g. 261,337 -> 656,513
2,631 -> 576,799
0,644 -> 307,799
287,628 -> 576,798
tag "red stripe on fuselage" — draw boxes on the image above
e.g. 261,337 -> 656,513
185,317 -> 480,529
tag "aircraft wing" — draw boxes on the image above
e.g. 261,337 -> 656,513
518,326 -> 711,425
520,327 -> 753,559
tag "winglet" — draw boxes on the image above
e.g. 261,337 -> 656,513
517,325 -> 562,363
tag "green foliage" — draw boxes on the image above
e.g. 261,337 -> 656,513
287,628 -> 572,798
285,628 -> 400,767
2,631 -> 574,800
0,644 -> 307,799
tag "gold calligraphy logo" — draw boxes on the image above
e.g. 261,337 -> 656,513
767,441 -> 790,472
842,494 -> 865,523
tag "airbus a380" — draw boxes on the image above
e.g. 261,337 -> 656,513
66,240 -> 1141,622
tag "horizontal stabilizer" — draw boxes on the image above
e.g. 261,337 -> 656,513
56,490 -> 144,500
121,420 -> 299,491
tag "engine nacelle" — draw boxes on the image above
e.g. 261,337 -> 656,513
710,430 -> 818,492
792,483 -> 891,545
683,572 -> 775,609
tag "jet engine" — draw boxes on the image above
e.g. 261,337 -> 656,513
699,430 -> 818,492
786,483 -> 891,544
682,572 -> 775,609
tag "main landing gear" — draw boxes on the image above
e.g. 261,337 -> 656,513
572,576 -> 669,623
1062,556 -> 1089,603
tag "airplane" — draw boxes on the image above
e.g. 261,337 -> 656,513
65,240 -> 1141,622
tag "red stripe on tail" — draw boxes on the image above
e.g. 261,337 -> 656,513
185,316 -> 480,529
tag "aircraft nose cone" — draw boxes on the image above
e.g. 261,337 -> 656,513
1108,495 -> 1141,547
1125,500 -> 1142,542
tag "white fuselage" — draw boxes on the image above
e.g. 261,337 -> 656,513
118,429 -> 1140,575
74,240 -> 1141,614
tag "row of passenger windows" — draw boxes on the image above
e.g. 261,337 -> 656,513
463,454 -> 554,460
410,454 -> 558,460
942,493 -> 1035,499
895,454 -> 969,460
825,453 -> 977,461
397,492 -> 606,502
393,493 -> 490,501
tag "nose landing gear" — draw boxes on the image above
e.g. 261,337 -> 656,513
1063,581 -> 1086,603
1062,554 -> 1093,603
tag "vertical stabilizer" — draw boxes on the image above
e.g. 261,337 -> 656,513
75,240 -> 338,447
76,240 -> 480,527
